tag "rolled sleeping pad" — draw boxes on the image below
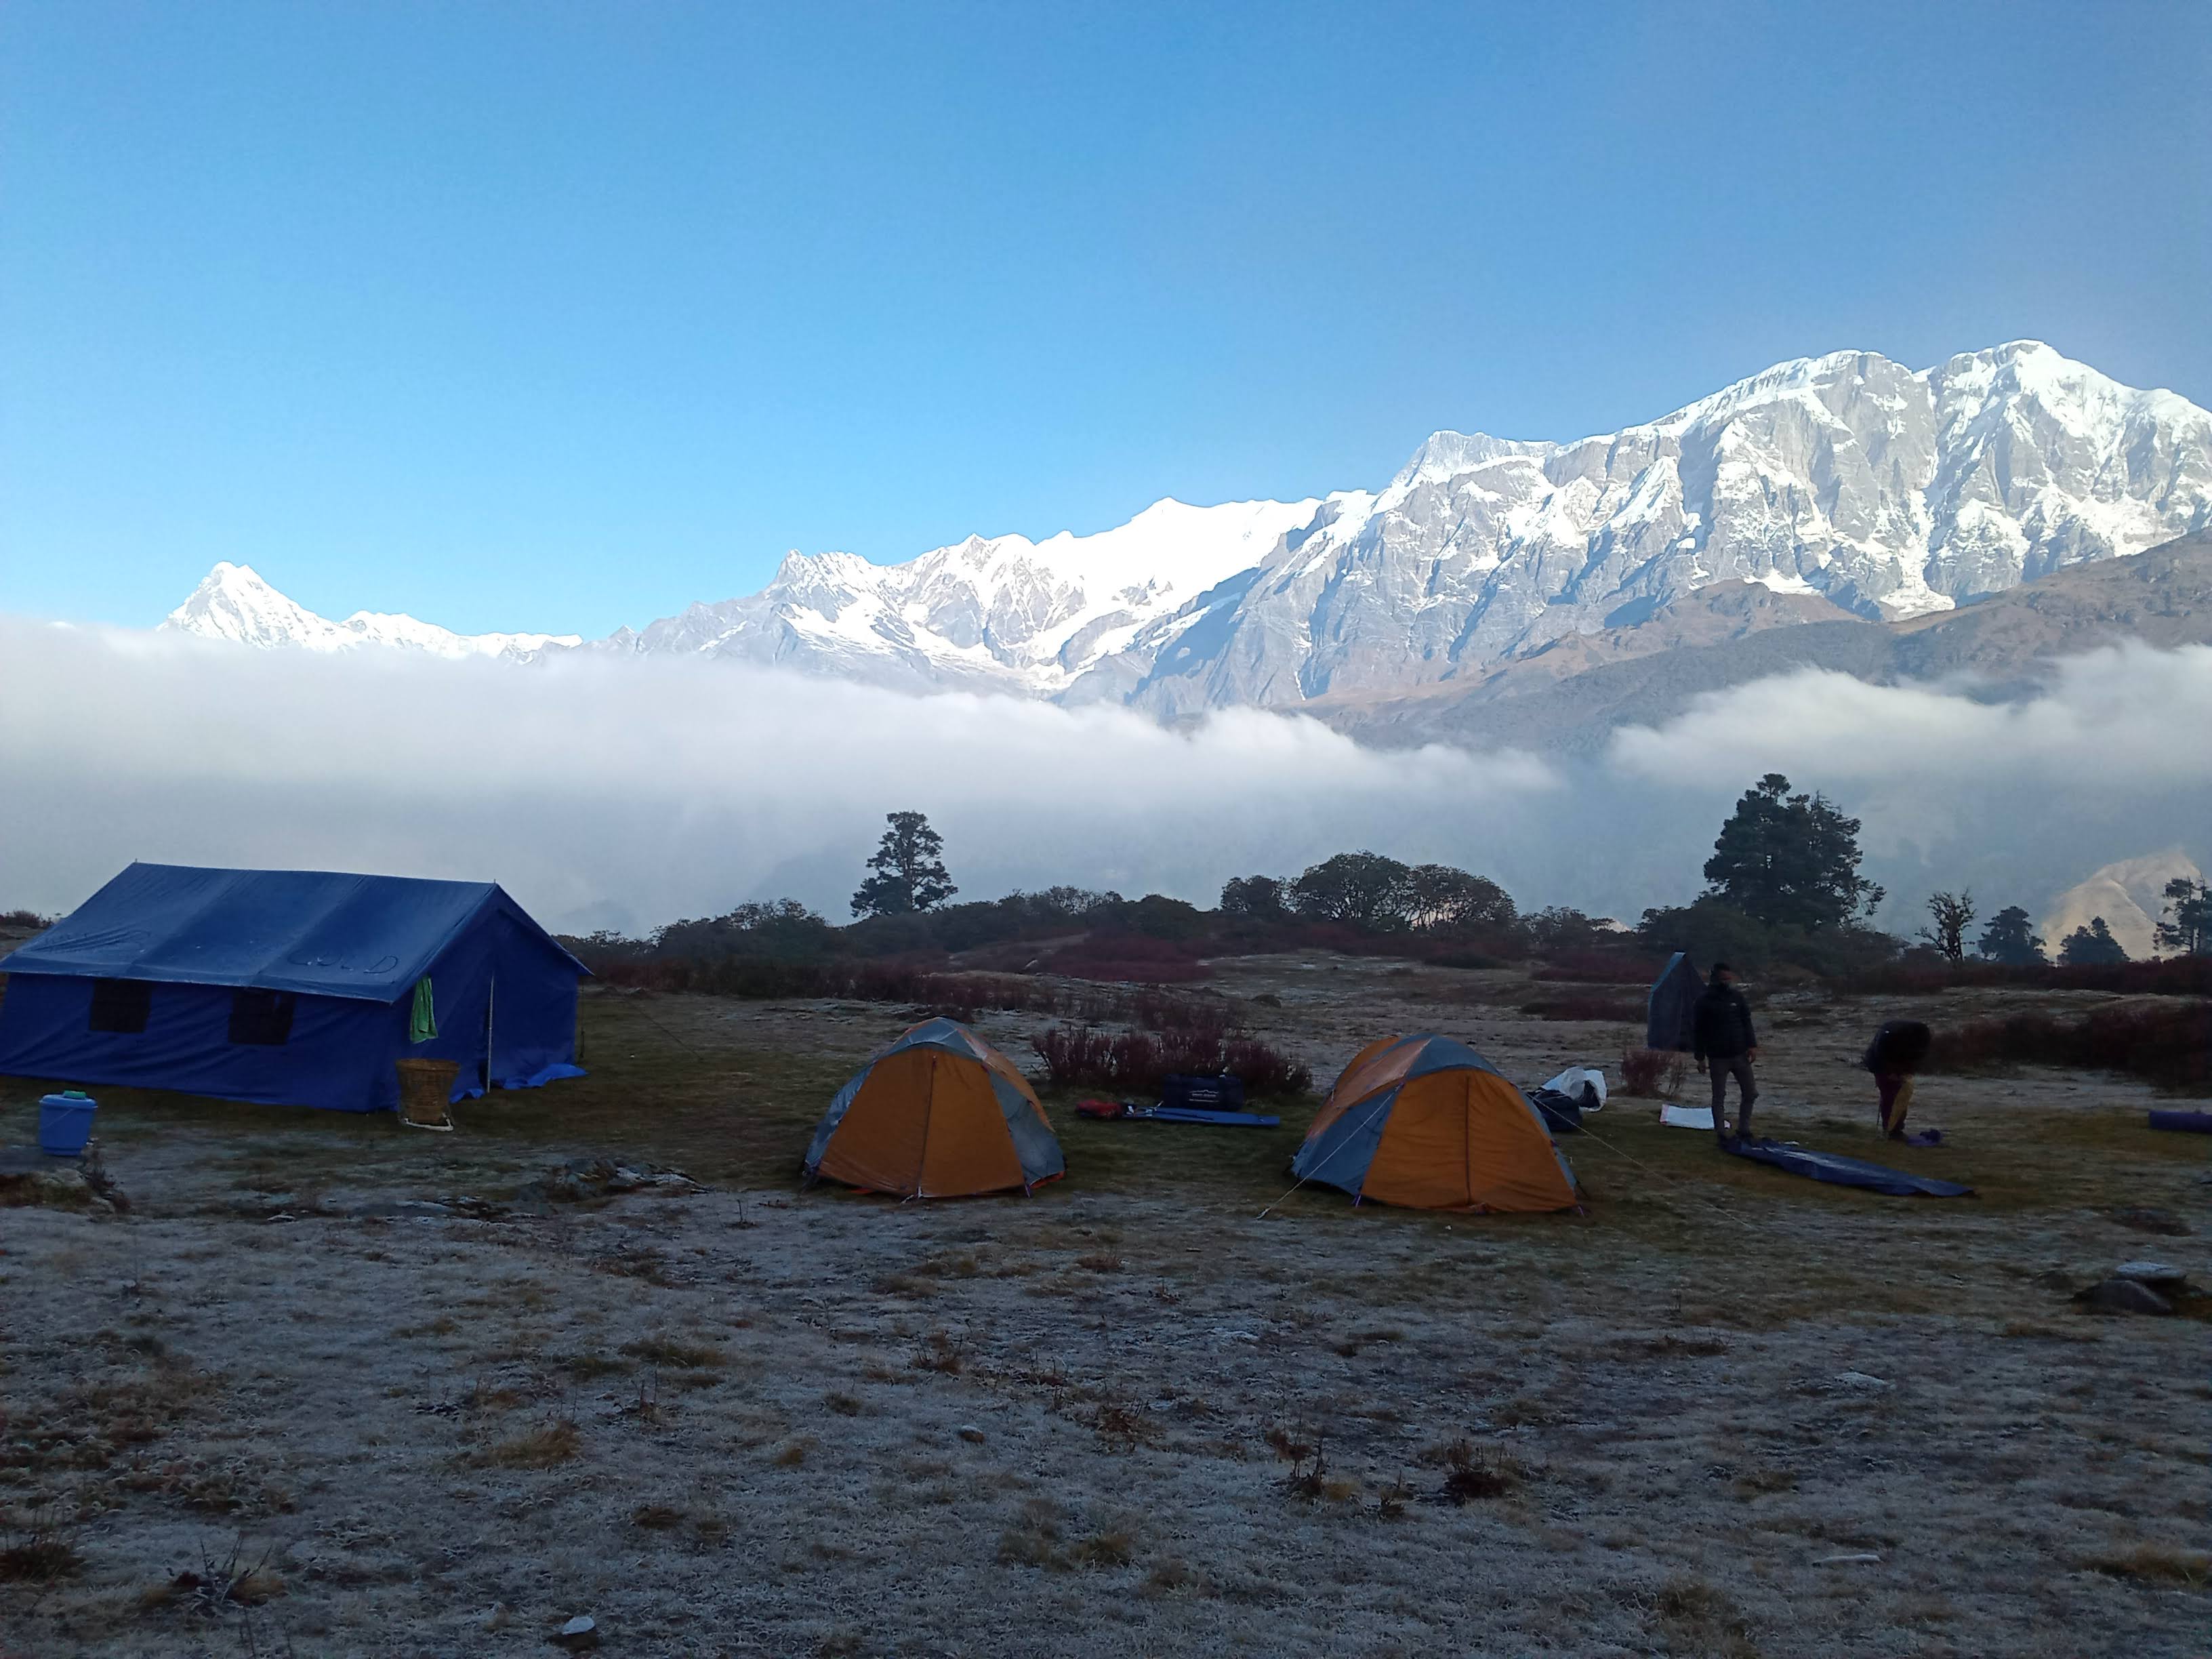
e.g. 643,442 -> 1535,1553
1147,1107 -> 1279,1128
2148,1109 -> 2212,1134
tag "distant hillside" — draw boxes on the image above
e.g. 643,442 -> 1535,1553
1324,531 -> 2212,753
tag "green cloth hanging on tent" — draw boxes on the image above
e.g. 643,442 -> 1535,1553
409,977 -> 438,1044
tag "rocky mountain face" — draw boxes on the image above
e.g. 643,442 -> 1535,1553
1085,343 -> 2211,715
1328,533 -> 2212,754
161,342 -> 2211,716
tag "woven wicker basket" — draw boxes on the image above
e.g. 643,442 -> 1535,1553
394,1057 -> 460,1130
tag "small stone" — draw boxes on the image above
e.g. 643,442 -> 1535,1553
2113,1261 -> 2189,1287
1828,1371 -> 1892,1393
957,1425 -> 986,1443
2075,1278 -> 2174,1316
551,1614 -> 599,1649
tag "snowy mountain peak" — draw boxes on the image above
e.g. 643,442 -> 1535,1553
159,342 -> 2212,714
165,561 -> 351,651
161,563 -> 580,659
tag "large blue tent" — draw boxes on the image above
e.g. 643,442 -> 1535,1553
0,863 -> 589,1114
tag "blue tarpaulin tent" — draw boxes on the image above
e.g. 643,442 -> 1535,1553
0,863 -> 589,1114
1646,951 -> 1702,1053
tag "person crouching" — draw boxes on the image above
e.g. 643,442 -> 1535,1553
1862,1019 -> 1932,1141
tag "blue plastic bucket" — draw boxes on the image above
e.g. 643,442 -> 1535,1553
38,1091 -> 97,1157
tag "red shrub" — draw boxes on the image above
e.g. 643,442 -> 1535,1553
1047,933 -> 1214,984
1031,1023 -> 1311,1095
1926,1004 -> 2209,1094
1619,1047 -> 1689,1098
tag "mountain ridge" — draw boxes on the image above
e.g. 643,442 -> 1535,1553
160,340 -> 2212,714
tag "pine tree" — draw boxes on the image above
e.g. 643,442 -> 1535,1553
2058,916 -> 2129,966
851,811 -> 957,918
1702,774 -> 1883,931
1975,905 -> 2047,966
2156,878 -> 2212,958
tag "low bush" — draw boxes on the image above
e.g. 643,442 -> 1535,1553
1530,949 -> 1662,984
1619,1048 -> 1689,1098
1841,956 -> 2212,999
1926,1002 -> 2210,1095
1044,933 -> 1212,984
1031,1024 -> 1311,1096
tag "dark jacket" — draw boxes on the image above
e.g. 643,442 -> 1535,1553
1862,1019 -> 1931,1076
1692,983 -> 1757,1061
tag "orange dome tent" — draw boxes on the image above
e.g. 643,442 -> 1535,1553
1292,1033 -> 1578,1212
802,1017 -> 1065,1199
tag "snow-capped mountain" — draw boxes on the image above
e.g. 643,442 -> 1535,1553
581,495 -> 1326,695
160,342 -> 2212,710
1083,342 -> 2212,714
163,562 -> 580,660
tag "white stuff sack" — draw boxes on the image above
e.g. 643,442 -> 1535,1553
1542,1066 -> 1607,1111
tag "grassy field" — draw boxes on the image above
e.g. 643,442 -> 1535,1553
3,963 -> 2209,1657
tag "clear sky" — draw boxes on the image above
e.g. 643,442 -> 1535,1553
3,1 -> 2207,636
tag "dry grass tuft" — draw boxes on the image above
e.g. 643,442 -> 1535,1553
1650,1574 -> 1757,1658
909,1331 -> 965,1375
480,1418 -> 582,1468
558,1351 -> 632,1380
995,1498 -> 1064,1568
0,1507 -> 83,1584
632,1504 -> 687,1530
1439,1440 -> 1525,1504
621,1335 -> 726,1368
1142,1555 -> 1200,1595
993,1500 -> 1134,1572
1074,1252 -> 1124,1274
1283,1442 -> 1345,1504
770,1439 -> 811,1467
1091,1402 -> 1155,1452
1374,1473 -> 1414,1521
2083,1542 -> 2211,1588
823,1390 -> 865,1416
1730,1465 -> 1797,1498
1067,1528 -> 1135,1568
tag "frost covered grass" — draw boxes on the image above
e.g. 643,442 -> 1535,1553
2,964 -> 2209,1654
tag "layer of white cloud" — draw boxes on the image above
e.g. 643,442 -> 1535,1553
2,621 -> 2205,937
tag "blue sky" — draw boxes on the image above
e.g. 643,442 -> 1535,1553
3,1 -> 2207,636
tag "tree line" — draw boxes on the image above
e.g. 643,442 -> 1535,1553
571,792 -> 2210,972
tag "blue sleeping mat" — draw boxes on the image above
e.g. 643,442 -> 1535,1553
2148,1110 -> 2212,1134
1147,1107 -> 1280,1128
1725,1136 -> 1974,1197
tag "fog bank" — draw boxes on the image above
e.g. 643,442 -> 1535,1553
1,620 -> 2205,937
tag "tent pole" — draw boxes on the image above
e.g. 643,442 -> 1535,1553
485,977 -> 495,1093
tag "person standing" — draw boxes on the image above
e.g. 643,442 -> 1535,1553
1862,1019 -> 1932,1141
1692,962 -> 1760,1146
